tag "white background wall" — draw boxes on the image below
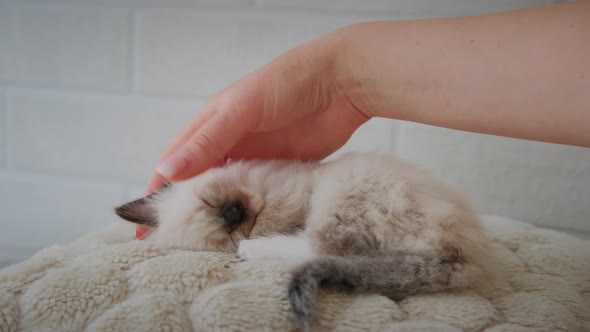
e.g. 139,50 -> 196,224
0,0 -> 588,265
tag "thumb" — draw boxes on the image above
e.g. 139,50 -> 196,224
155,103 -> 259,181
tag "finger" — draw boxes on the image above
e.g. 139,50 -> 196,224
145,66 -> 268,187
228,102 -> 368,161
155,104 -> 258,181
145,172 -> 167,195
156,105 -> 217,163
144,106 -> 217,192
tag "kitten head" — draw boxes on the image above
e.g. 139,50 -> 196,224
115,160 -> 310,252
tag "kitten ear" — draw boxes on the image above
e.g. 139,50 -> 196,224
159,181 -> 172,191
115,197 -> 158,227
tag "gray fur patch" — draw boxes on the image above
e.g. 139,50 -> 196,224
115,197 -> 158,227
288,253 -> 474,330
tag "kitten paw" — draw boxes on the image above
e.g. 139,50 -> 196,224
238,236 -> 314,264
237,239 -> 275,261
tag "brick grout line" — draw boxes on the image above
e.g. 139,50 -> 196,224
128,9 -> 137,94
0,0 -> 563,16
91,2 -> 424,24
0,84 -> 205,105
1,90 -> 6,168
3,89 -> 12,169
0,0 -> 257,10
252,1 -> 563,17
388,121 -> 400,155
391,121 -> 405,155
250,1 -> 447,16
0,81 -> 180,100
1,2 -> 416,16
0,168 -> 144,190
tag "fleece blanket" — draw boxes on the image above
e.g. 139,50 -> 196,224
1,216 -> 589,332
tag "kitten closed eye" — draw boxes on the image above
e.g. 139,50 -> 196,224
200,197 -> 216,208
219,202 -> 247,230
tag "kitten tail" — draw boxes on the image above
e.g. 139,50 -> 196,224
288,252 -> 480,330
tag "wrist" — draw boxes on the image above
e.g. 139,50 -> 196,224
330,21 -> 417,121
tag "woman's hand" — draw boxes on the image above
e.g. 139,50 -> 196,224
138,1 -> 590,239
145,35 -> 370,194
138,36 -> 370,239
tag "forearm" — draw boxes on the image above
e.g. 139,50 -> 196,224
336,1 -> 590,146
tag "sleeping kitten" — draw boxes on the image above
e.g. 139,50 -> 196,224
115,152 -> 493,330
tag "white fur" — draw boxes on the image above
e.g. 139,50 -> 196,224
128,152 -> 492,284
237,235 -> 315,265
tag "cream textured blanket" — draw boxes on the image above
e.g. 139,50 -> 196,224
1,216 -> 589,332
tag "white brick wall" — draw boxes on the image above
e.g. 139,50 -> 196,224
0,6 -> 130,91
260,0 -> 558,15
0,172 -> 125,248
0,0 -> 587,261
135,10 -> 376,97
0,90 -> 5,167
396,123 -> 590,232
9,92 -> 197,182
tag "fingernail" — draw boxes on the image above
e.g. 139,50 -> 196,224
155,152 -> 189,178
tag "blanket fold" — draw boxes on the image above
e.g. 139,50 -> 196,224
1,216 -> 589,332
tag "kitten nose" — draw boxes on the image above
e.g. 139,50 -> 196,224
220,202 -> 247,229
